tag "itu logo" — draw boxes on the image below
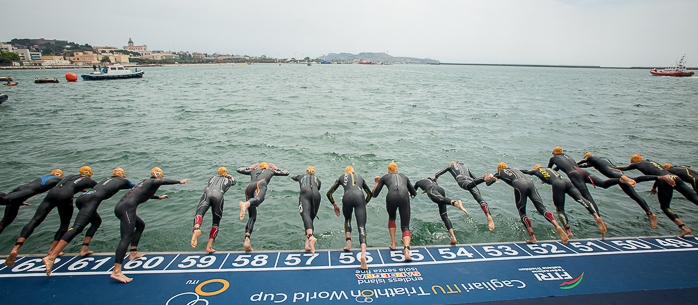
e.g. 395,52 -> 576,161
559,272 -> 584,290
166,279 -> 230,305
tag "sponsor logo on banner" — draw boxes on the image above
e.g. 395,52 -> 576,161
519,266 -> 583,289
559,272 -> 584,290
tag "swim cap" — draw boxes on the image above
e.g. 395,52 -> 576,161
583,152 -> 593,159
151,167 -> 164,178
218,167 -> 228,176
259,162 -> 268,169
663,163 -> 673,170
497,162 -> 508,171
388,162 -> 398,174
306,166 -> 315,175
344,166 -> 354,174
51,169 -> 64,178
552,146 -> 563,155
79,166 -> 93,177
532,164 -> 542,170
112,167 -> 126,178
450,161 -> 457,165
630,154 -> 643,163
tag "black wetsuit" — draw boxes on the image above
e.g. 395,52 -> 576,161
0,175 -> 62,234
373,173 -> 417,237
521,167 -> 598,228
291,174 -> 321,233
548,153 -> 621,214
194,175 -> 236,239
236,167 -> 289,236
489,168 -> 556,229
434,162 -> 490,215
19,174 -> 97,242
113,178 -> 182,264
666,166 -> 698,193
617,160 -> 698,222
414,178 -> 456,230
577,156 -> 662,215
326,172 -> 373,244
61,176 -> 134,243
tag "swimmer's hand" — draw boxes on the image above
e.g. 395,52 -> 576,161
650,188 -> 657,195
483,174 -> 497,183
333,203 -> 340,216
180,179 -> 190,184
374,176 -> 381,184
158,195 -> 169,200
21,202 -> 31,206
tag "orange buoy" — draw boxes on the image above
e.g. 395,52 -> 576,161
65,72 -> 78,82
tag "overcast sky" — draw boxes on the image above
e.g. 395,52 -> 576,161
2,0 -> 697,67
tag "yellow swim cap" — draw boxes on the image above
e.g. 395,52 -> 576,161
450,161 -> 457,165
51,169 -> 64,178
630,154 -> 643,163
583,152 -> 593,159
664,163 -> 673,170
79,166 -> 93,177
344,166 -> 354,174
306,166 -> 315,175
151,167 -> 164,178
218,167 -> 228,176
259,162 -> 269,169
112,167 -> 126,178
497,162 -> 508,171
388,162 -> 398,174
552,146 -> 563,155
532,164 -> 542,170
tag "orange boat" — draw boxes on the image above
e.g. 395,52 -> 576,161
650,54 -> 695,77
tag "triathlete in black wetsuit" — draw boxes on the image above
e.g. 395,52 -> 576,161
414,177 -> 468,245
326,166 -> 373,270
617,154 -> 698,237
547,146 -> 633,215
190,167 -> 236,254
484,163 -> 568,244
578,152 -> 676,228
521,165 -> 606,238
664,164 -> 698,194
373,162 -> 417,261
42,168 -> 135,276
109,167 -> 189,283
5,166 -> 97,267
236,162 -> 289,252
434,161 -> 495,231
291,166 -> 322,254
0,169 -> 64,235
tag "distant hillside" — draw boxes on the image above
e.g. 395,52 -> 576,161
319,52 -> 439,64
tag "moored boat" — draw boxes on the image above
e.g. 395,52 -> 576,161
34,77 -> 60,84
3,81 -> 18,86
650,54 -> 695,77
0,76 -> 12,82
0,93 -> 7,104
81,64 -> 144,81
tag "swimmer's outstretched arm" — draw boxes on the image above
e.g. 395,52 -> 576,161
362,181 -> 373,204
236,167 -> 253,175
326,180 -> 341,205
406,177 -> 417,198
615,163 -> 637,171
433,167 -> 450,180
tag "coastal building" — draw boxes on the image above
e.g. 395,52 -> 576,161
14,49 -> 42,62
142,51 -> 178,60
69,51 -> 99,65
0,43 -> 15,53
192,52 -> 205,59
105,54 -> 130,64
93,46 -> 119,54
40,55 -> 71,65
123,38 -> 149,54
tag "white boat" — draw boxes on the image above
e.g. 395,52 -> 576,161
81,64 -> 144,81
650,54 -> 695,77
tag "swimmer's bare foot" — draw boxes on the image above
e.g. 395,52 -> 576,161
526,235 -> 537,244
5,250 -> 18,267
556,226 -> 569,244
404,246 -> 412,262
487,215 -> 495,231
450,237 -> 457,246
110,271 -> 133,283
620,175 -> 637,187
79,248 -> 94,257
129,252 -> 144,261
243,236 -> 254,252
679,225 -> 692,238
596,217 -> 607,238
658,174 -> 676,187
343,239 -> 351,252
191,229 -> 201,248
238,202 -> 248,220
308,236 -> 317,255
360,254 -> 368,270
649,213 -> 658,229
453,200 -> 468,214
206,247 -> 216,254
42,256 -> 55,276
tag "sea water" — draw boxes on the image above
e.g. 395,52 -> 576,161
0,64 -> 697,254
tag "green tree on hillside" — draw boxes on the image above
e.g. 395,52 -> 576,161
0,51 -> 21,64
